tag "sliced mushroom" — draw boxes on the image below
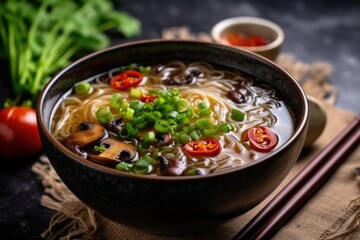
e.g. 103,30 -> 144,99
158,156 -> 169,172
89,138 -> 136,166
163,166 -> 184,176
227,85 -> 251,103
62,123 -> 106,158
103,118 -> 123,137
158,156 -> 185,176
155,132 -> 173,146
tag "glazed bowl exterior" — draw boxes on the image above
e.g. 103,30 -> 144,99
37,40 -> 308,235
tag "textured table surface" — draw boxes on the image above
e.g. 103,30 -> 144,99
0,1 -> 359,239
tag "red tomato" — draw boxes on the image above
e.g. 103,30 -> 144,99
140,94 -> 157,103
0,107 -> 42,159
110,70 -> 143,91
184,138 -> 221,157
247,126 -> 278,152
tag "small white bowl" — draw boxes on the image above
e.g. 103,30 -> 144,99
211,16 -> 285,61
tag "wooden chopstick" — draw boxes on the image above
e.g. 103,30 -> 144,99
232,115 -> 360,240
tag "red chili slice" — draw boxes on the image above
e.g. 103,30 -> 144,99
140,94 -> 157,103
184,138 -> 221,157
247,126 -> 278,152
110,70 -> 143,91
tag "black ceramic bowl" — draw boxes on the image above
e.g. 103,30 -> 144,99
37,40 -> 308,235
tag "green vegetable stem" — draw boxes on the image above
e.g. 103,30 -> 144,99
0,0 -> 141,107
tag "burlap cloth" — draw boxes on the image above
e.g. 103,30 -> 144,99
31,28 -> 359,239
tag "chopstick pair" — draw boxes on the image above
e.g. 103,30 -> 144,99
232,115 -> 360,240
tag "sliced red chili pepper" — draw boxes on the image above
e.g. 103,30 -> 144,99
247,126 -> 278,152
140,94 -> 157,103
110,70 -> 143,91
184,138 -> 221,157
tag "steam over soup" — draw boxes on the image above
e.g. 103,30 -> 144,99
51,61 -> 294,176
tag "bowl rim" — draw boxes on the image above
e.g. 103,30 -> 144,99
211,16 -> 285,51
37,39 -> 308,181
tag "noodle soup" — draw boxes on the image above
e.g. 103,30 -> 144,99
51,61 -> 294,176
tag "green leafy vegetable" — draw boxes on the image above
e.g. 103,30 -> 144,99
0,0 -> 141,106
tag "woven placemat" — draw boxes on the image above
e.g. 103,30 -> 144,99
31,28 -> 360,240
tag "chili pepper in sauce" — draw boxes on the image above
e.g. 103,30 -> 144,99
222,33 -> 267,47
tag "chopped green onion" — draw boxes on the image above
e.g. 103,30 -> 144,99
170,88 -> 180,96
134,159 -> 150,174
120,101 -> 129,110
151,151 -> 160,159
200,108 -> 212,117
125,123 -> 138,137
135,121 -> 148,130
194,118 -> 212,130
163,104 -> 174,112
154,120 -> 170,133
150,111 -> 163,119
95,106 -> 114,124
124,107 -> 134,121
167,119 -> 178,133
74,82 -> 91,95
184,168 -> 201,176
129,88 -> 142,99
179,133 -> 190,144
141,155 -> 157,165
231,109 -> 245,121
155,97 -> 166,105
198,100 -> 208,110
93,145 -> 106,152
116,162 -> 133,172
129,101 -> 144,111
190,130 -> 200,140
203,127 -> 219,137
177,98 -> 190,113
167,111 -> 179,119
128,63 -> 137,70
119,123 -> 138,139
183,124 -> 193,133
143,131 -> 156,143
148,89 -> 159,95
110,93 -> 123,110
138,66 -> 152,75
219,123 -> 234,133
142,103 -> 154,112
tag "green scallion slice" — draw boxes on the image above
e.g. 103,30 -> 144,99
95,106 -> 114,124
134,159 -> 150,174
110,93 -> 123,110
177,98 -> 190,112
154,120 -> 170,133
179,133 -> 190,144
116,162 -> 133,172
219,123 -> 235,133
74,82 -> 91,95
231,109 -> 245,122
129,88 -> 142,99
141,155 -> 157,165
190,130 -> 200,140
194,118 -> 212,130
143,131 -> 156,143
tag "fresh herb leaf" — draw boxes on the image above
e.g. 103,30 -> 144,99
0,0 -> 141,107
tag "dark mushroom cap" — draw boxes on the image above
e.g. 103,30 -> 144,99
89,138 -> 136,166
62,123 -> 106,157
